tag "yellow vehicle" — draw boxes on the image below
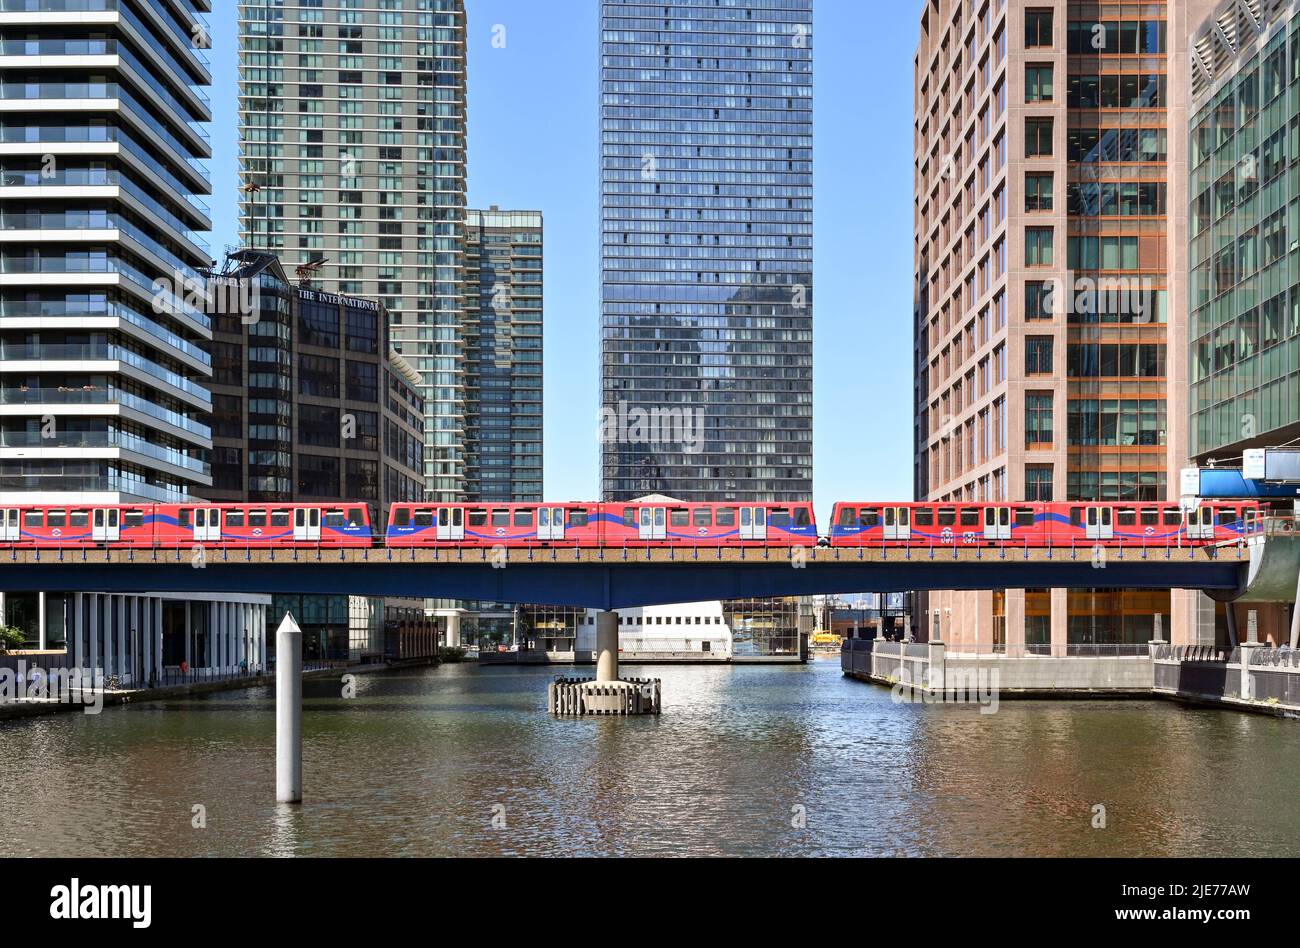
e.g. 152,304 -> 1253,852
809,631 -> 843,650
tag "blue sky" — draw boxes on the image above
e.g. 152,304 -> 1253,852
209,1 -> 923,516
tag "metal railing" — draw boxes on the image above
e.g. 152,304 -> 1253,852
1152,644 -> 1231,663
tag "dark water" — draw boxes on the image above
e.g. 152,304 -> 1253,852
3,659 -> 1298,857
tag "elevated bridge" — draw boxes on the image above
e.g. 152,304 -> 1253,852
0,544 -> 1251,610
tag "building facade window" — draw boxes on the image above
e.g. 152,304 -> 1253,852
1026,65 -> 1054,102
1025,465 -> 1054,501
1026,393 -> 1054,446
1026,10 -> 1053,47
1025,227 -> 1054,266
1026,336 -> 1054,374
1026,117 -> 1053,156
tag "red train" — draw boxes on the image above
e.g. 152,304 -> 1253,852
384,500 -> 818,546
828,501 -> 1260,547
0,499 -> 1262,550
0,503 -> 373,548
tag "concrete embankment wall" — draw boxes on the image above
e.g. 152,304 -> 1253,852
843,639 -> 1153,697
0,658 -> 437,721
1153,646 -> 1300,716
844,639 -> 1300,715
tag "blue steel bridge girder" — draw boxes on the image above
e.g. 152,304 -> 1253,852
0,547 -> 1248,610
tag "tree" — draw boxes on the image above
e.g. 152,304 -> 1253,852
0,626 -> 27,654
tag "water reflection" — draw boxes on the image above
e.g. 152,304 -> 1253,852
1,659 -> 1296,857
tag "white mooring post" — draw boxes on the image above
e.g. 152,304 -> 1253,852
276,612 -> 303,804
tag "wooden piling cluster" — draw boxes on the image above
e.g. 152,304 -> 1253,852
548,677 -> 662,716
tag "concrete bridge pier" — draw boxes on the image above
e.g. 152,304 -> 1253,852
546,610 -> 661,715
595,610 -> 619,682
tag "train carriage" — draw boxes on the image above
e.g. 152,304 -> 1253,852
1046,501 -> 1261,546
829,502 -> 1049,547
385,502 -> 602,547
152,503 -> 373,548
0,504 -> 154,547
600,501 -> 818,547
829,501 -> 1264,548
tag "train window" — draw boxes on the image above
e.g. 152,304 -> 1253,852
348,507 -> 365,526
670,509 -> 689,527
249,510 -> 267,528
693,508 -> 713,527
716,508 -> 736,526
227,510 -> 245,528
569,509 -> 589,528
177,509 -> 191,528
469,510 -> 487,527
271,510 -> 291,527
491,510 -> 510,527
324,510 -> 347,527
48,509 -> 67,528
961,509 -> 980,527
860,509 -> 880,527
514,509 -> 534,527
1140,509 -> 1159,527
1220,507 -> 1239,526
414,509 -> 434,527
1015,508 -> 1035,527
837,507 -> 856,527
623,507 -> 637,527
770,508 -> 792,527
393,508 -> 410,527
914,508 -> 933,526
1070,507 -> 1084,527
1117,509 -> 1137,527
795,508 -> 811,527
938,508 -> 957,527
1163,508 -> 1180,526
71,511 -> 90,528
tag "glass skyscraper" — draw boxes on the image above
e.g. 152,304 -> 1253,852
1189,0 -> 1300,461
600,0 -> 814,503
238,0 -> 467,501
0,0 -> 215,504
463,207 -> 543,502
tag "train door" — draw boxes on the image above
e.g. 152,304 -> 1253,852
1085,506 -> 1113,541
740,506 -> 768,542
883,507 -> 911,541
437,507 -> 464,541
638,507 -> 666,541
1,508 -> 18,542
538,507 -> 565,542
1242,506 -> 1258,537
1186,506 -> 1214,541
983,507 -> 1011,541
193,507 -> 221,542
294,507 -> 321,542
93,508 -> 121,543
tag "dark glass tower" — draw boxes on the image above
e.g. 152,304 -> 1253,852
600,0 -> 813,503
